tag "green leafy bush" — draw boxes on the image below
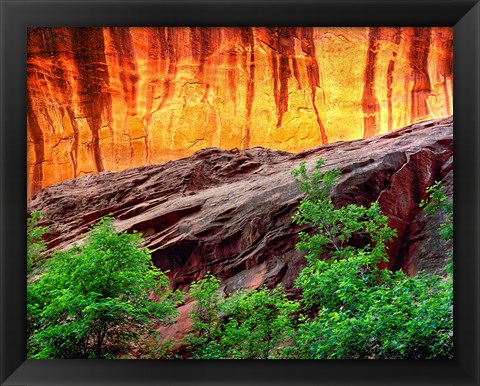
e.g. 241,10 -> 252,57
186,274 -> 299,359
288,160 -> 453,359
420,180 -> 453,273
218,286 -> 299,359
27,211 -> 49,275
185,273 -> 223,358
27,216 -> 181,358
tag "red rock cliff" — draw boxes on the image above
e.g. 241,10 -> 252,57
27,27 -> 453,197
29,116 -> 453,291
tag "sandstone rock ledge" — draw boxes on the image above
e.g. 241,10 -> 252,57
30,116 -> 453,293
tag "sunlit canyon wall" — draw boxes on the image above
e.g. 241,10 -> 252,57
27,27 -> 453,197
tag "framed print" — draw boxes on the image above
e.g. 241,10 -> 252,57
1,0 -> 479,385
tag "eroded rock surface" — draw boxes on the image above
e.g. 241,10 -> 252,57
27,27 -> 453,196
30,116 -> 453,294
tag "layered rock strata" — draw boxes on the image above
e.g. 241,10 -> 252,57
30,116 -> 453,292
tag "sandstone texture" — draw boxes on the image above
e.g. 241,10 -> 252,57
30,116 -> 453,294
27,27 -> 453,196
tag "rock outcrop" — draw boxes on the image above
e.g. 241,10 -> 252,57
30,116 -> 453,294
27,27 -> 453,197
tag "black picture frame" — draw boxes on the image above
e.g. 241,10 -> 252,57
1,0 -> 479,385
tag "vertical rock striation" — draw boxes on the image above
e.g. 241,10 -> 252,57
27,27 -> 453,197
362,27 -> 381,138
408,27 -> 433,121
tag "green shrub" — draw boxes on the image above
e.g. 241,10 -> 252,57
27,211 -> 49,275
186,275 -> 299,359
288,160 -> 453,359
27,216 -> 181,358
420,180 -> 453,273
185,273 -> 223,359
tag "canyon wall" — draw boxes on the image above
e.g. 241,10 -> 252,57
27,27 -> 453,197
29,116 -> 453,291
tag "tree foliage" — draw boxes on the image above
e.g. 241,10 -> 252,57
27,216 -> 181,358
420,180 -> 453,274
287,160 -> 453,359
27,211 -> 49,275
185,273 -> 223,358
218,286 -> 299,359
186,274 -> 299,359
420,180 -> 453,240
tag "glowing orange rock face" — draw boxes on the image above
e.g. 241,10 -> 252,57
27,27 -> 453,197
